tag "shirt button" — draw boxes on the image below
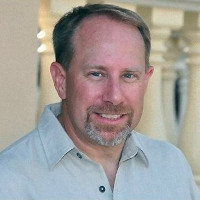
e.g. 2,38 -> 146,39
99,186 -> 106,193
76,152 -> 82,159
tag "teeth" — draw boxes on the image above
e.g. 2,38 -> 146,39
100,114 -> 121,120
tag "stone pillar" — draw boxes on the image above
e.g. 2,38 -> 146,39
162,38 -> 179,145
179,12 -> 200,188
87,0 -> 136,10
175,41 -> 189,133
50,0 -> 86,15
37,53 -> 60,119
136,7 -> 183,141
0,0 -> 39,150
37,0 -> 60,119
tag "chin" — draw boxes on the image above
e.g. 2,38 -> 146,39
85,123 -> 132,147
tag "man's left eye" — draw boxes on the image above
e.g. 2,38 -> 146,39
91,72 -> 102,77
122,73 -> 139,82
123,73 -> 134,79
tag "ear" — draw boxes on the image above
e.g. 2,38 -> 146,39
50,62 -> 67,100
144,66 -> 154,89
146,66 -> 154,80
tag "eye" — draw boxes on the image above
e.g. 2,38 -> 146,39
122,72 -> 139,82
123,73 -> 133,79
87,71 -> 106,80
90,71 -> 103,77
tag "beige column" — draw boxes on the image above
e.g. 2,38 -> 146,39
50,0 -> 86,15
136,7 -> 183,141
37,53 -> 60,119
0,0 -> 39,150
178,63 -> 189,131
136,29 -> 168,140
175,37 -> 189,133
87,0 -> 136,10
37,0 -> 60,119
180,12 -> 200,188
162,38 -> 179,145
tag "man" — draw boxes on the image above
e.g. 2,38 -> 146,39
0,3 -> 199,200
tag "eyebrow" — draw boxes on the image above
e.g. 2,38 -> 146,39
84,65 -> 106,70
84,64 -> 144,72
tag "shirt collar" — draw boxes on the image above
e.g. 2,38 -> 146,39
121,131 -> 149,167
38,103 -> 149,169
38,103 -> 75,170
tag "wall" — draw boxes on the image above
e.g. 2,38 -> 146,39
0,0 -> 39,150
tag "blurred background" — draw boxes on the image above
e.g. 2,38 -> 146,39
0,0 -> 200,187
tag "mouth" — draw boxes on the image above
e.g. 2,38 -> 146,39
93,112 -> 129,124
99,113 -> 123,120
87,105 -> 132,125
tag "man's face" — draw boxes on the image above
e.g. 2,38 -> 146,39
62,16 -> 153,147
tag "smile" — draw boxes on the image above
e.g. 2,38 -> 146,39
91,112 -> 130,126
98,113 -> 124,120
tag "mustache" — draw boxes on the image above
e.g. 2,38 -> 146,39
87,103 -> 133,115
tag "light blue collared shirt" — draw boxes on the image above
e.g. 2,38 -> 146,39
0,103 -> 199,200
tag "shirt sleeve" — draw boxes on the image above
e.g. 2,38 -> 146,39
179,150 -> 200,200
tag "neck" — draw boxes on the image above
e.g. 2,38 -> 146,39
58,113 -> 125,189
78,139 -> 124,190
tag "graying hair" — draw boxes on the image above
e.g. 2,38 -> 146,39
53,3 -> 151,70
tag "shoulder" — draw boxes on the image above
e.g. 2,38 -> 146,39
133,132 -> 195,184
133,132 -> 190,168
0,128 -> 46,176
134,131 -> 180,152
133,132 -> 200,198
0,128 -> 39,158
0,129 -> 41,197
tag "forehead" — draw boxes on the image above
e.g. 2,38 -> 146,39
71,15 -> 146,69
73,15 -> 144,47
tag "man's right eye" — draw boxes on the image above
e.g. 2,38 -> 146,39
86,71 -> 106,81
85,69 -> 106,80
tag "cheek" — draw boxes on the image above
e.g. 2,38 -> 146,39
126,84 -> 146,102
126,85 -> 146,126
76,83 -> 101,102
67,80 -> 101,114
125,84 -> 147,116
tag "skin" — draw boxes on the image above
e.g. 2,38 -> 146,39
51,15 -> 153,188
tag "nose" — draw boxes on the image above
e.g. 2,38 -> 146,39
102,78 -> 124,105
